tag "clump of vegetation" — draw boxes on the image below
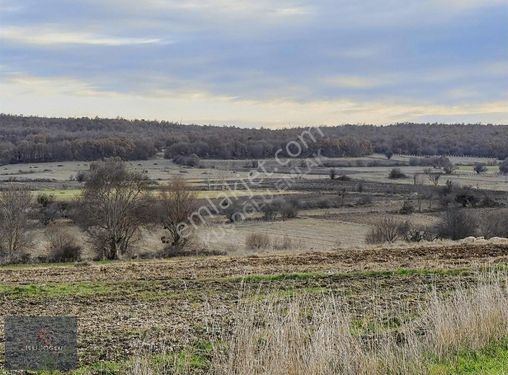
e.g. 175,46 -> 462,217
279,201 -> 299,220
366,217 -> 404,244
399,200 -> 415,215
474,162 -> 488,174
435,209 -> 477,240
261,199 -> 299,221
355,195 -> 373,206
173,154 -> 201,167
210,280 -> 508,375
46,224 -> 82,263
388,168 -> 406,179
336,174 -> 351,181
36,192 -> 55,207
480,209 -> 508,239
329,168 -> 336,180
246,233 -> 271,250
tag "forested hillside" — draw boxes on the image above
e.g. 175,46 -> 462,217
0,114 -> 507,163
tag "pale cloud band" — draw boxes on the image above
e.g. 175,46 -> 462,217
1,73 -> 507,127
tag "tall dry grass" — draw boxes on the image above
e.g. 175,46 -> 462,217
122,276 -> 508,375
212,277 -> 508,375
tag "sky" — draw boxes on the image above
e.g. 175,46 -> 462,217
1,0 -> 507,127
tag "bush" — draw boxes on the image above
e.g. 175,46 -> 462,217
455,191 -> 480,208
480,209 -> 508,239
246,233 -> 271,250
399,200 -> 415,215
46,225 -> 82,262
280,202 -> 298,220
388,168 -> 407,179
366,217 -> 401,244
435,209 -> 477,240
36,193 -> 55,208
355,195 -> 372,206
261,202 -> 279,221
315,197 -> 333,209
329,168 -> 336,180
75,170 -> 89,182
223,202 -> 245,223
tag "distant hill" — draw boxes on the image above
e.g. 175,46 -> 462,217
0,114 -> 507,163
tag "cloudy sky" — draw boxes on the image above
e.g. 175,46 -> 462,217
1,0 -> 507,127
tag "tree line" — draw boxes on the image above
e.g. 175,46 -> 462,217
1,115 -> 507,164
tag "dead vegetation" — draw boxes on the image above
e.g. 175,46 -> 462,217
212,279 -> 508,375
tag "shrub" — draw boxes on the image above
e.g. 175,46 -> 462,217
455,191 -> 480,208
75,170 -> 89,182
435,209 -> 477,240
329,168 -> 336,180
46,225 -> 82,262
399,200 -> 415,215
388,168 -> 406,179
261,203 -> 279,221
246,233 -> 271,250
223,202 -> 244,223
474,163 -> 487,174
478,195 -> 500,208
280,202 -> 298,220
355,195 -> 372,206
337,174 -> 351,181
480,209 -> 508,238
36,193 -> 55,208
366,217 -> 401,244
315,197 -> 333,209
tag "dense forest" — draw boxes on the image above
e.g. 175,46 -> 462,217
0,114 -> 507,164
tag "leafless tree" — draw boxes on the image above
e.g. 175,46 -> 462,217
0,185 -> 32,258
76,159 -> 148,260
424,168 -> 442,186
160,177 -> 198,250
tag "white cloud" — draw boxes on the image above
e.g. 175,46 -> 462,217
0,26 -> 166,46
1,73 -> 507,126
323,75 -> 393,89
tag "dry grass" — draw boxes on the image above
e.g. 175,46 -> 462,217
118,275 -> 508,374
210,277 -> 508,375
245,232 -> 271,250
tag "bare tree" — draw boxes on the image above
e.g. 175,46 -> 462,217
76,159 -> 148,260
160,177 -> 198,251
0,185 -> 32,258
424,168 -> 442,186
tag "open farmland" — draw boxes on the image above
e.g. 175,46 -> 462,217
1,127 -> 508,373
2,242 -> 508,374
